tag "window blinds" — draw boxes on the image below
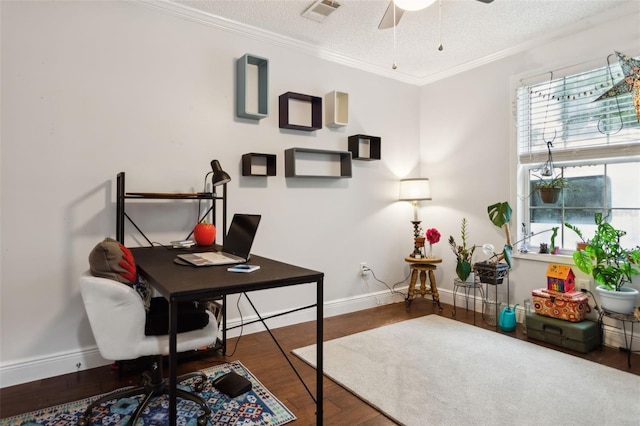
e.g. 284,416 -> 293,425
517,56 -> 640,165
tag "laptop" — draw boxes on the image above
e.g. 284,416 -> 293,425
177,214 -> 261,266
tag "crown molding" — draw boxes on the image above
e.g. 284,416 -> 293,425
127,0 -> 639,88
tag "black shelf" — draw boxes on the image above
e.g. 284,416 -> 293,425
279,92 -> 322,131
116,172 -> 227,245
348,134 -> 381,161
242,153 -> 277,176
284,148 -> 352,178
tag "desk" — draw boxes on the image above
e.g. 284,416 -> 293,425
130,247 -> 324,426
404,256 -> 442,310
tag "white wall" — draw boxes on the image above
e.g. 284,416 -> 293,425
2,0 -> 639,388
419,6 -> 640,336
0,0 -> 420,387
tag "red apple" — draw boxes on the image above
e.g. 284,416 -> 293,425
193,222 -> 216,246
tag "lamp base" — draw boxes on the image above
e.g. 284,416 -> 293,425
410,220 -> 424,258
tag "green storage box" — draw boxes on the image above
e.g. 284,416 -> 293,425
525,313 -> 600,353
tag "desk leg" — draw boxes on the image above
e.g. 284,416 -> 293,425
316,277 -> 324,425
169,298 -> 178,426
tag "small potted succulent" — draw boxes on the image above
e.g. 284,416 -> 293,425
449,218 -> 476,282
572,213 -> 640,314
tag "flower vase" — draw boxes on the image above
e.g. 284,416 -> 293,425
428,244 -> 433,258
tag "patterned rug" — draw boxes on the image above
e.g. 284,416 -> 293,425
1,361 -> 295,426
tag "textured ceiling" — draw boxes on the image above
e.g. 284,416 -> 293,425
155,0 -> 639,85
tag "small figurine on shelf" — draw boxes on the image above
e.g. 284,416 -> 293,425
425,228 -> 441,258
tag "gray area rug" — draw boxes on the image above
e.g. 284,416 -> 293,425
292,315 -> 640,426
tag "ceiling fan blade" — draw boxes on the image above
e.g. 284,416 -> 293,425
378,1 -> 405,30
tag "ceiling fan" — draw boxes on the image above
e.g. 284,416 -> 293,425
378,0 -> 494,30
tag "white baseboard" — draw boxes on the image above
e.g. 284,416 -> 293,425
2,287 -> 636,388
0,288 -> 406,388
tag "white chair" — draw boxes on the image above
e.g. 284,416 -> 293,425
78,274 -> 219,426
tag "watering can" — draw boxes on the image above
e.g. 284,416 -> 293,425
498,303 -> 519,332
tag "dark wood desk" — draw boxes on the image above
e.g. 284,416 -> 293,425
130,246 -> 325,425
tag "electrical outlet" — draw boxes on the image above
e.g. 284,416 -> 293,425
360,262 -> 369,276
576,278 -> 590,291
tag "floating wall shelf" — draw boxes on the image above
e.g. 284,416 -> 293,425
236,54 -> 269,120
285,148 -> 352,178
348,134 -> 381,161
279,92 -> 322,131
325,91 -> 349,127
242,153 -> 277,176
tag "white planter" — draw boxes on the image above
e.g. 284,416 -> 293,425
595,285 -> 639,315
464,272 -> 476,284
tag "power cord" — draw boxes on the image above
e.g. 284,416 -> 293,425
363,266 -> 411,299
223,294 -> 245,358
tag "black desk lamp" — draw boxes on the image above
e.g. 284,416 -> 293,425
211,160 -> 231,186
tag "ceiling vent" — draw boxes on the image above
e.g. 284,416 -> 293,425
301,0 -> 340,23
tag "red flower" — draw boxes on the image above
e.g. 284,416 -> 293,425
426,228 -> 441,245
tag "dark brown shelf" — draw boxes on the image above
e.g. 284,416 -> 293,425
348,134 -> 381,161
284,147 -> 352,178
279,92 -> 322,131
242,153 -> 277,176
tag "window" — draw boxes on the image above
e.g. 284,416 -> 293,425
516,53 -> 640,251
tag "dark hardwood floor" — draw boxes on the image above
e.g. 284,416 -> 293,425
1,300 -> 639,424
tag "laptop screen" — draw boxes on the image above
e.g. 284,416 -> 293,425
222,214 -> 261,259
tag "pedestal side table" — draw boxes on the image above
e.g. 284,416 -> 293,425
404,256 -> 442,310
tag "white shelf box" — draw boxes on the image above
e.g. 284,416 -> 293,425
325,90 -> 349,127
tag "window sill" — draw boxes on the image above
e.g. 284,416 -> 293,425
512,251 -> 575,265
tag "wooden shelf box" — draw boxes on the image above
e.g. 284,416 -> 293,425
236,54 -> 269,120
325,91 -> 349,127
284,148 -> 352,178
279,92 -> 322,131
242,153 -> 277,176
348,134 -> 381,161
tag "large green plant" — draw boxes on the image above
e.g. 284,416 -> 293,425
572,213 -> 640,291
486,201 -> 513,268
449,218 -> 476,281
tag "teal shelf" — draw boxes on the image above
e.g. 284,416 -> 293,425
236,54 -> 269,120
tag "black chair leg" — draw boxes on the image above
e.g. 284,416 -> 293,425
77,356 -> 210,426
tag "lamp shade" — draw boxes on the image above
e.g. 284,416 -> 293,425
399,178 -> 431,201
211,160 -> 231,186
394,0 -> 437,12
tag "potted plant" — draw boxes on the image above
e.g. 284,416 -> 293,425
449,218 -> 476,282
549,226 -> 559,254
572,213 -> 640,314
564,222 -> 588,251
534,174 -> 574,204
474,201 -> 512,284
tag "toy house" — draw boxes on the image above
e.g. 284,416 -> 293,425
546,264 -> 575,293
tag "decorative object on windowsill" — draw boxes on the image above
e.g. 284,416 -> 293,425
564,222 -> 589,251
399,178 -> 432,257
539,243 -> 549,254
571,213 -> 640,314
473,201 -> 512,284
449,218 -> 476,282
594,51 -> 640,121
425,228 -> 441,259
549,226 -> 560,254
